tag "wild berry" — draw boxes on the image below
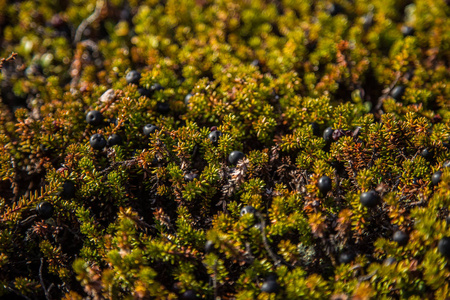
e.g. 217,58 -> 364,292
323,127 -> 334,143
431,171 -> 442,186
151,83 -> 164,92
143,124 -> 158,136
180,290 -> 198,300
446,215 -> 450,225
126,70 -> 141,85
401,25 -> 415,37
318,176 -> 332,195
261,280 -> 279,293
36,201 -> 54,219
339,252 -> 355,264
310,122 -> 320,137
184,93 -> 192,105
328,3 -> 344,16
86,110 -> 103,126
240,205 -> 256,216
204,240 -> 214,254
360,190 -> 380,208
184,173 -> 198,182
157,102 -> 170,114
90,133 -> 106,150
443,161 -> 450,168
420,148 -> 433,161
362,12 -> 374,31
59,180 -> 75,199
138,87 -> 152,98
107,134 -> 122,146
208,131 -> 222,145
383,257 -> 397,266
229,151 -> 245,165
393,230 -> 409,246
391,86 -> 405,100
438,237 -> 450,258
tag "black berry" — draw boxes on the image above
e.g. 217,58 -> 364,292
240,205 -> 256,216
150,83 -> 164,92
261,280 -> 279,293
184,173 -> 198,182
59,180 -> 75,199
401,25 -> 415,37
323,127 -> 334,143
431,171 -> 442,186
328,3 -> 344,16
156,102 -> 170,114
36,201 -> 54,219
318,176 -> 332,195
360,190 -> 380,208
310,122 -> 320,137
107,134 -> 122,146
86,110 -> 103,126
438,237 -> 450,258
89,133 -> 106,150
138,87 -> 152,98
339,252 -> 355,264
393,230 -> 409,246
184,93 -> 192,105
208,131 -> 222,145
205,240 -> 214,254
391,86 -> 405,100
383,257 -> 397,266
126,70 -> 141,85
229,151 -> 245,165
420,148 -> 433,161
143,124 -> 158,136
443,161 -> 450,168
180,290 -> 198,300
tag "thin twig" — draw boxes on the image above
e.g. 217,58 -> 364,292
39,257 -> 51,300
0,52 -> 17,70
73,0 -> 105,45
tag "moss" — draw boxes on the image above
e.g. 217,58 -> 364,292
0,0 -> 450,299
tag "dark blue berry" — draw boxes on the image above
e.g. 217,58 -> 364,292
184,93 -> 192,105
180,290 -> 198,300
393,230 -> 409,246
240,205 -> 256,216
261,280 -> 279,293
401,25 -> 415,37
310,122 -> 320,137
107,134 -> 122,146
151,83 -> 164,92
444,161 -> 450,168
205,240 -> 214,254
90,133 -> 106,150
438,237 -> 450,257
143,124 -> 158,135
328,3 -> 345,16
86,110 -> 103,126
391,86 -> 405,100
229,151 -> 245,165
184,173 -> 198,182
59,180 -> 75,199
36,201 -> 54,219
339,252 -> 355,264
138,87 -> 152,98
383,257 -> 397,266
126,70 -> 141,85
360,190 -> 380,208
208,131 -> 222,145
421,148 -> 433,161
156,102 -> 170,114
323,127 -> 334,143
431,171 -> 442,186
318,176 -> 332,195
362,12 -> 374,31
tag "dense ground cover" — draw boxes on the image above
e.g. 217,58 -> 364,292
0,0 -> 450,299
